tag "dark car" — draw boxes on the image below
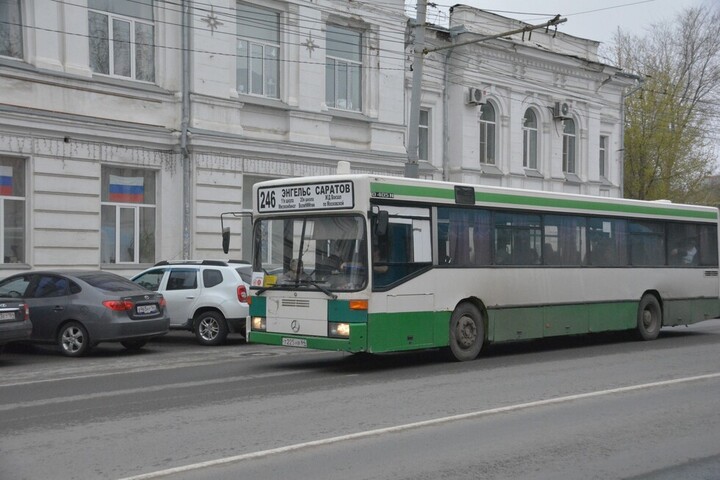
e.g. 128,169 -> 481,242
0,270 -> 169,357
0,299 -> 32,354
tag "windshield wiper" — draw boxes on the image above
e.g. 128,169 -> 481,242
297,279 -> 338,300
254,283 -> 286,295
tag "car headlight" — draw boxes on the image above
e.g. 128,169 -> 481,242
329,322 -> 350,338
251,316 -> 266,331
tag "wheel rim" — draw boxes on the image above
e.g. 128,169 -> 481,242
455,314 -> 478,349
643,305 -> 659,331
199,318 -> 219,341
61,326 -> 84,353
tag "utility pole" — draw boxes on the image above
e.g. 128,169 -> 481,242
405,0 -> 427,179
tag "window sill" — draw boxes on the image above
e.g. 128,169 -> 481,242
480,164 -> 504,176
0,263 -> 31,270
524,168 -> 544,178
564,173 -> 582,184
236,93 -> 287,110
326,108 -> 371,122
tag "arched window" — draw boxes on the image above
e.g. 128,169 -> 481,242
562,119 -> 576,174
479,103 -> 496,165
523,109 -> 538,169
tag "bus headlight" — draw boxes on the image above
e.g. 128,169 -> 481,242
329,322 -> 350,338
251,316 -> 266,331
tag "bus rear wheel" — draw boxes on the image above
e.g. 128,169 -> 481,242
636,294 -> 662,341
448,303 -> 484,361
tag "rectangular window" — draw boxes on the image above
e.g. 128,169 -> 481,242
629,220 -> 664,266
599,135 -> 608,178
236,2 -> 280,98
0,0 -> 23,59
543,215 -> 586,266
563,134 -> 576,173
494,212 -> 541,265
89,0 -> 155,82
418,109 -> 430,161
101,167 -> 156,264
587,218 -> 627,266
0,157 -> 25,264
667,223 -> 718,266
325,25 -> 362,111
437,207 -> 491,266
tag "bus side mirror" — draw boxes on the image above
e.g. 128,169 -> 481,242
376,211 -> 389,237
222,227 -> 231,254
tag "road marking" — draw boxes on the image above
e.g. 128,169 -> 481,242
119,371 -> 720,480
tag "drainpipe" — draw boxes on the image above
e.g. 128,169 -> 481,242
181,0 -> 191,259
442,48 -> 454,181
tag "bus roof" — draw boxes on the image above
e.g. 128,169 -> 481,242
253,174 -> 719,222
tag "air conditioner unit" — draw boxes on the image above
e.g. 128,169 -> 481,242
553,101 -> 571,119
467,87 -> 487,105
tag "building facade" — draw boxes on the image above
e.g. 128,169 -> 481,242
414,7 -> 635,195
0,1 -> 632,276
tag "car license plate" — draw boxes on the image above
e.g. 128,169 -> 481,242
282,337 -> 307,348
136,304 -> 158,315
0,311 -> 16,321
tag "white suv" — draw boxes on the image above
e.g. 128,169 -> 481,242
132,260 -> 250,346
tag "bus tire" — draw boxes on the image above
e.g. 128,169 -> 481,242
636,294 -> 662,341
448,303 -> 484,361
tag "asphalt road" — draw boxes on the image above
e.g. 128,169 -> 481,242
2,320 -> 720,480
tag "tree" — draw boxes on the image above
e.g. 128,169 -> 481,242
608,4 -> 720,203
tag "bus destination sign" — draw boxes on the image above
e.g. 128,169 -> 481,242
257,181 -> 354,213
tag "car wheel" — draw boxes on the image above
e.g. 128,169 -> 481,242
121,339 -> 148,351
58,321 -> 91,357
194,311 -> 229,346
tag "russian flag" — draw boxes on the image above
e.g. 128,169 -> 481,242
109,175 -> 144,203
0,166 -> 12,196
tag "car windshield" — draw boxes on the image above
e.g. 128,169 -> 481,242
75,272 -> 141,292
253,214 -> 367,292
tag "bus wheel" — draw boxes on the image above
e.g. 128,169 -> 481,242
636,294 -> 662,341
448,303 -> 484,361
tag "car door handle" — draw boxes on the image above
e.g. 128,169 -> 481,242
185,296 -> 195,299
53,306 -> 64,311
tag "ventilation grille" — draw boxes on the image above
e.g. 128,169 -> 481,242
704,270 -> 718,277
282,298 -> 311,308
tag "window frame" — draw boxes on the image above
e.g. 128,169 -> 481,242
0,0 -> 23,59
522,108 -> 538,169
562,119 -> 577,174
0,157 -> 26,265
236,2 -> 280,98
418,108 -> 430,161
479,102 -> 496,165
100,167 -> 157,265
88,3 -> 155,82
325,24 -> 363,112
599,135 -> 609,178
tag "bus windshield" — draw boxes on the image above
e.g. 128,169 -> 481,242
253,214 -> 368,292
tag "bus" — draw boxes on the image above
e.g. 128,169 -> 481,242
244,174 -> 720,361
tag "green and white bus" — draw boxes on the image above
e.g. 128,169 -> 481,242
245,174 -> 720,361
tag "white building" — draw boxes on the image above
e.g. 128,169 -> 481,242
414,6 -> 635,195
0,1 -> 633,275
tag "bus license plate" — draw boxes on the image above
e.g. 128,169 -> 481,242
282,338 -> 307,348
